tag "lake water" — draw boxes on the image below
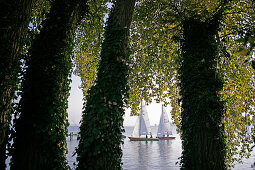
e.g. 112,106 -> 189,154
4,125 -> 255,169
67,126 -> 255,170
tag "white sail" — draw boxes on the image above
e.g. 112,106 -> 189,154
140,101 -> 151,135
157,109 -> 164,136
131,101 -> 151,137
157,105 -> 172,137
132,115 -> 140,137
139,112 -> 148,135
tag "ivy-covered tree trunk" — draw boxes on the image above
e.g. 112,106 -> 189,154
76,0 -> 135,169
179,18 -> 226,170
10,0 -> 86,169
0,0 -> 37,169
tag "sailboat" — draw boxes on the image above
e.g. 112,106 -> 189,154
157,105 -> 175,140
128,101 -> 159,141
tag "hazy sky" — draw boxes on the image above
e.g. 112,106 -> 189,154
67,74 -> 172,126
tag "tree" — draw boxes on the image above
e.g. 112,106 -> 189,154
76,0 -> 136,169
127,0 -> 254,168
179,16 -> 226,169
10,0 -> 87,169
74,0 -> 254,168
0,0 -> 38,168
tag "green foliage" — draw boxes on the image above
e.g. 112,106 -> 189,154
219,52 -> 254,167
128,0 -> 180,115
74,0 -> 109,98
30,0 -> 52,34
217,1 -> 255,166
76,0 -> 135,169
131,0 -> 254,167
170,84 -> 182,132
74,0 -> 254,168
74,0 -> 182,115
127,0 -> 233,114
125,0 -> 228,115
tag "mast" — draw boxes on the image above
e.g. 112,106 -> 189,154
162,104 -> 165,135
139,102 -> 142,137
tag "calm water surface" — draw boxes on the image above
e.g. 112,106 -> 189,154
5,126 -> 254,169
67,126 -> 255,170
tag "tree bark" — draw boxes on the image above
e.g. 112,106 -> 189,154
10,0 -> 86,169
76,0 -> 136,169
0,0 -> 37,169
179,18 -> 226,170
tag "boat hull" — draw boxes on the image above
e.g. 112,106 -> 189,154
128,137 -> 159,141
157,136 -> 176,140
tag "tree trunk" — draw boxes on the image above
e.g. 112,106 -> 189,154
10,0 -> 86,169
0,0 -> 38,169
76,0 -> 136,169
179,18 -> 226,170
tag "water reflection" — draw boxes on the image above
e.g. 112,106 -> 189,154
158,140 -> 172,167
122,137 -> 181,170
65,126 -> 255,170
137,141 -> 150,170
